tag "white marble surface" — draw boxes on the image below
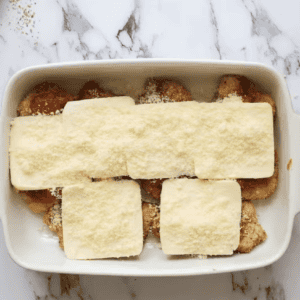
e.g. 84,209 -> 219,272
0,0 -> 300,299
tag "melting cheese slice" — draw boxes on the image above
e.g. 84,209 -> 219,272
9,97 -> 135,189
126,102 -> 274,179
62,180 -> 143,259
160,178 -> 241,255
10,115 -> 92,189
126,102 -> 197,179
63,97 -> 135,179
191,102 -> 274,179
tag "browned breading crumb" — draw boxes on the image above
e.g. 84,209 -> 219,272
237,150 -> 279,201
139,78 -> 192,104
17,82 -> 77,116
161,81 -> 193,103
237,200 -> 267,253
142,202 -> 158,239
78,80 -> 115,100
152,211 -> 160,239
217,75 -> 253,100
17,188 -> 60,213
43,200 -> 64,249
217,75 -> 244,99
140,179 -> 165,200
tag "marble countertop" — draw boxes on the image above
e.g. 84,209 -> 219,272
1,0 -> 300,299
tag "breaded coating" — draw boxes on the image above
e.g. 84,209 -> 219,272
139,78 -> 192,104
142,202 -> 159,239
152,211 -> 160,239
217,75 -> 244,99
217,75 -> 252,101
17,188 -> 60,214
237,151 -> 279,201
140,179 -> 165,200
43,199 -> 64,249
237,200 -> 267,253
161,81 -> 193,103
17,82 -> 76,116
78,80 -> 115,100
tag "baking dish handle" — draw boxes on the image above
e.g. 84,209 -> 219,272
291,113 -> 300,216
0,116 -> 3,220
0,115 -> 7,220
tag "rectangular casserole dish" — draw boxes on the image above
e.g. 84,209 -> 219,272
1,59 -> 299,276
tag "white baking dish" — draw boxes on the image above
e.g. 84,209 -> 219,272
1,59 -> 299,276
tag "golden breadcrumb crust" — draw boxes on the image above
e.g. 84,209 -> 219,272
17,82 -> 77,116
139,78 -> 192,104
236,200 -> 267,253
140,179 -> 166,200
152,211 -> 160,239
142,202 -> 159,239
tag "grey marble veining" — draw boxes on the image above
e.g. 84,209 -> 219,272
0,0 -> 300,299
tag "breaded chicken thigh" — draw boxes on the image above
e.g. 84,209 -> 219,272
17,82 -> 76,116
237,200 -> 267,253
